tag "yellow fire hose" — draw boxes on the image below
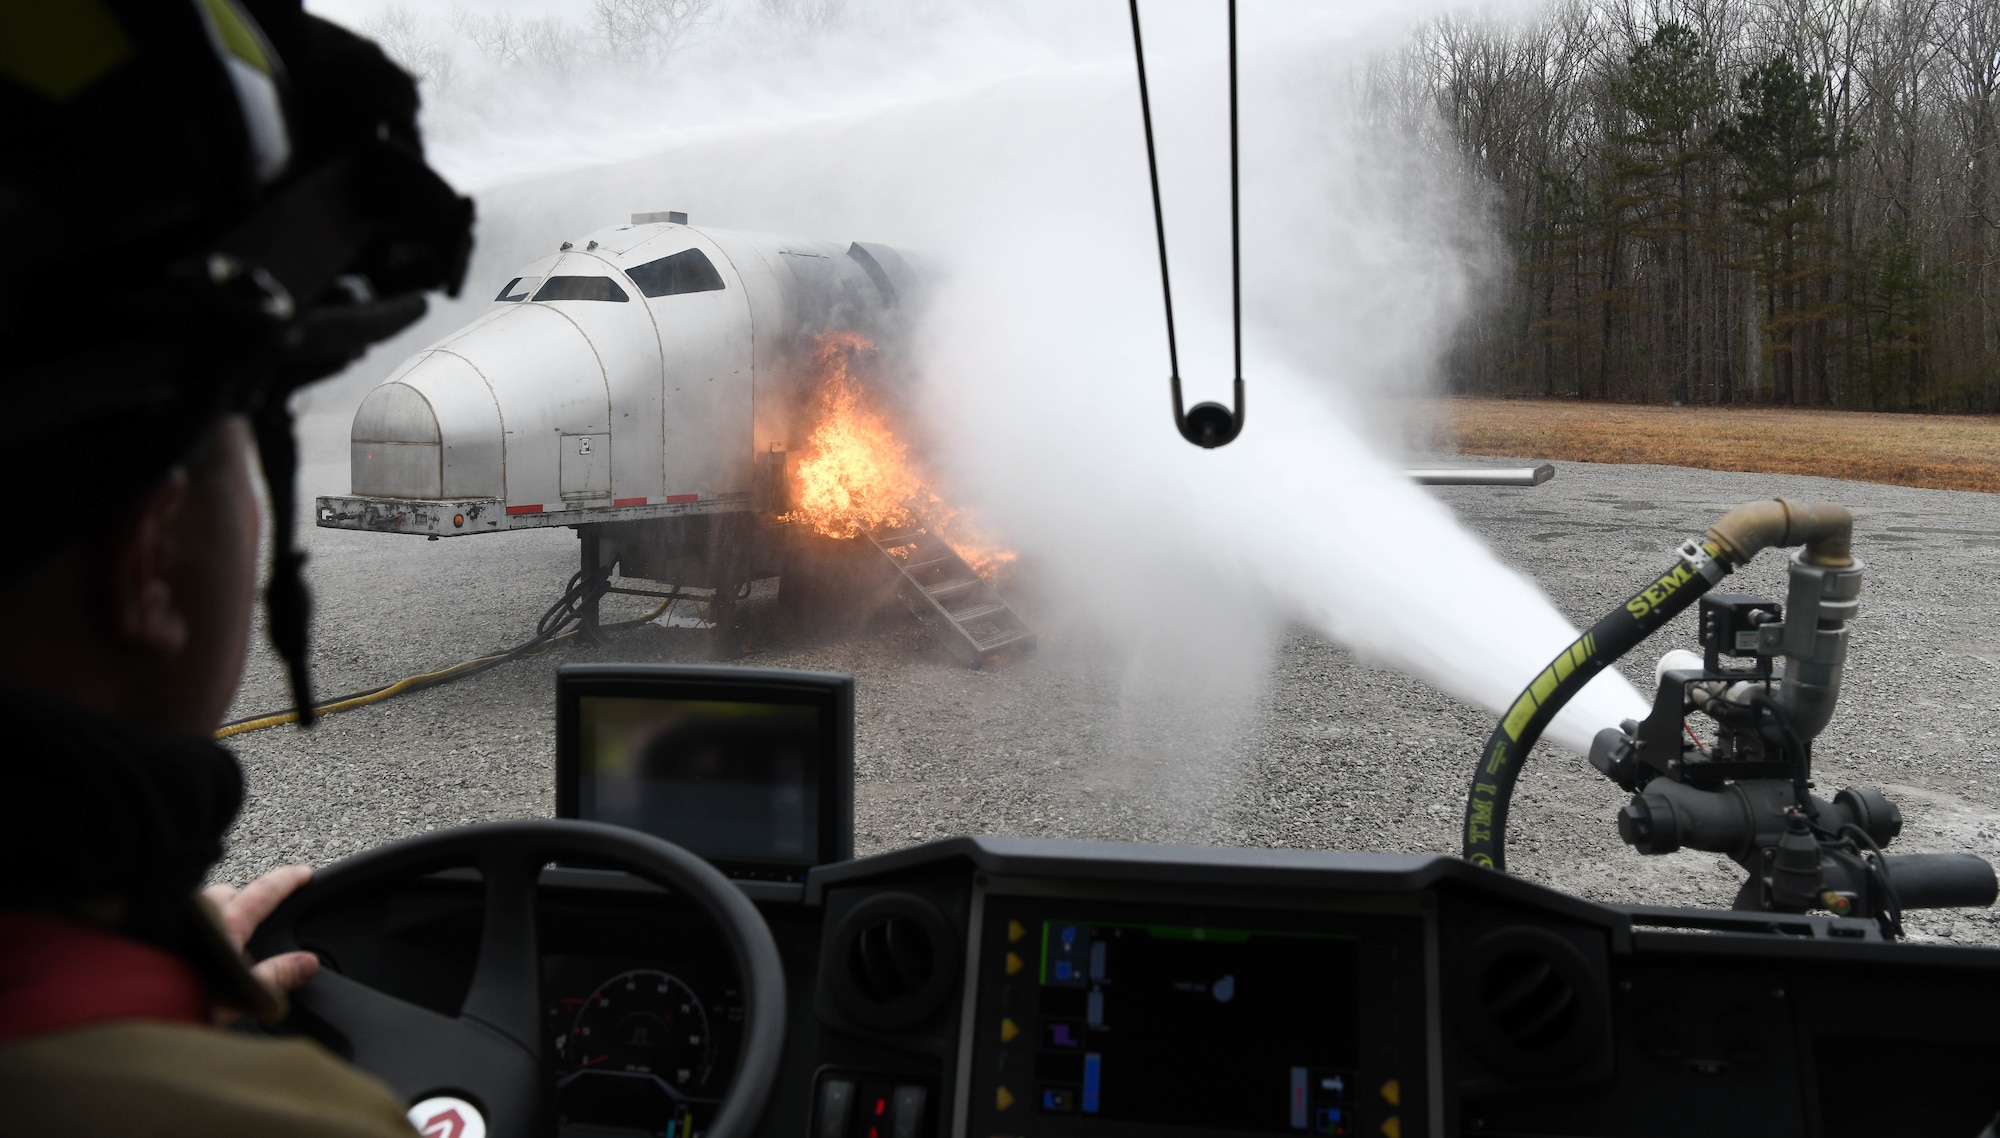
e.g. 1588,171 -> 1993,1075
215,593 -> 679,739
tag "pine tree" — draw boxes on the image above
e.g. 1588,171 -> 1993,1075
1615,24 -> 1724,403
1714,57 -> 1844,403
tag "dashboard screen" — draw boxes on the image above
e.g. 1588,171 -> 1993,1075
557,665 -> 853,880
573,695 -> 822,876
1036,919 -> 1358,1128
965,893 -> 1428,1138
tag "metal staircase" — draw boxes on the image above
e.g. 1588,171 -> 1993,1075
867,517 -> 1033,666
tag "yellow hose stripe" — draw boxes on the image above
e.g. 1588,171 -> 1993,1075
1501,692 -> 1537,742
1528,667 -> 1558,703
1499,631 -> 1599,743
198,0 -> 269,72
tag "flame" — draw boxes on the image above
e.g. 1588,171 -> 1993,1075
907,487 -> 1018,579
784,332 -> 920,539
783,332 -> 1016,579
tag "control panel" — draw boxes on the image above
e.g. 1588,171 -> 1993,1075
957,884 -> 1432,1138
813,1072 -> 935,1138
286,837 -> 2000,1138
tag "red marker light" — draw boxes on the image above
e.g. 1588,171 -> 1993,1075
875,1098 -> 888,1116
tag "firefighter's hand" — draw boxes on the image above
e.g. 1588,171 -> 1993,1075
203,864 -> 320,994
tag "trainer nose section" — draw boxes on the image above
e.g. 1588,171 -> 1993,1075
351,350 -> 504,499
352,381 -> 439,497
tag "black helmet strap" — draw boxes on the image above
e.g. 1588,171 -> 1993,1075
252,396 -> 315,728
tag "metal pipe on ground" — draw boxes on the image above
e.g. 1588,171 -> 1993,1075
1407,464 -> 1555,487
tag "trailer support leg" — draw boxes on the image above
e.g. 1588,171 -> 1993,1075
579,525 -> 603,643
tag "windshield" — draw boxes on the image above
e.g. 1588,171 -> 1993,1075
531,275 -> 631,302
247,0 -> 1998,950
494,275 -> 539,302
628,249 -> 727,297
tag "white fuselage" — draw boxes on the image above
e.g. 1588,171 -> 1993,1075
321,219 -> 910,537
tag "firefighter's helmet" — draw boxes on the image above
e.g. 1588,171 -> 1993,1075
0,0 -> 476,721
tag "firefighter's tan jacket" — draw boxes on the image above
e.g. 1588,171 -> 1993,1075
0,1020 -> 417,1137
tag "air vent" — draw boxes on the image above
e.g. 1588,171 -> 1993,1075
851,912 -> 936,1001
1479,946 -> 1578,1047
824,893 -> 956,1032
1456,927 -> 1606,1078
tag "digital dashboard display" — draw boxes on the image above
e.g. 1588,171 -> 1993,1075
1031,920 -> 1359,1130
575,696 -> 820,870
556,665 -> 854,881
965,894 -> 1428,1138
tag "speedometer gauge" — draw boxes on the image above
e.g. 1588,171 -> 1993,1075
567,969 -> 716,1089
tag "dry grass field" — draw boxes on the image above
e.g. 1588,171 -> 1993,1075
1436,398 -> 2000,494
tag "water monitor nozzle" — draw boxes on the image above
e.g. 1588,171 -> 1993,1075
1459,499 -> 1995,935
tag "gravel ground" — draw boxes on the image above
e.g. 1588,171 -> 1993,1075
219,437 -> 2000,944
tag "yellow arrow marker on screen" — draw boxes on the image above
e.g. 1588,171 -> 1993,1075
1000,1018 -> 1020,1043
1008,920 -> 1026,943
996,1087 -> 1015,1111
1005,952 -> 1024,976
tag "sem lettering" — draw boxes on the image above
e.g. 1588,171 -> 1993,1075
1625,562 -> 1695,619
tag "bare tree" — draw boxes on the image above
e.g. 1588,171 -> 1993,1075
760,0 -> 850,36
451,4 -> 522,68
593,0 -> 713,66
363,4 -> 455,92
520,16 -> 582,76
1382,0 -> 2000,411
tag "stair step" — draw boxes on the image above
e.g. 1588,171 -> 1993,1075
974,628 -> 1036,653
924,578 -> 983,600
867,511 -> 1033,669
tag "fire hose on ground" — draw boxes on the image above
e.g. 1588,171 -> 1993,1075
1461,498 -> 1997,934
216,572 -> 693,739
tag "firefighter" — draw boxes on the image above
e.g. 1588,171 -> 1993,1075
0,1 -> 472,1131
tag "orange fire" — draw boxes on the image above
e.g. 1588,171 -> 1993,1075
783,332 -> 1016,578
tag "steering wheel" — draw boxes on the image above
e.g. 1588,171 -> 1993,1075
249,819 -> 787,1138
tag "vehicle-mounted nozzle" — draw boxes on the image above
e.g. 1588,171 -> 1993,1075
1698,593 -> 1782,675
1463,496 -> 1996,932
1703,498 -> 1854,568
1768,809 -> 1824,910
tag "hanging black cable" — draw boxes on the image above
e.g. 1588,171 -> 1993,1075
1228,0 -> 1242,393
1128,0 -> 1246,449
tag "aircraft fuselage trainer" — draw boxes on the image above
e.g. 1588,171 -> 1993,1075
317,214 -> 929,632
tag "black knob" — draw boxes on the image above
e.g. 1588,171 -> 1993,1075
1619,794 -> 1679,855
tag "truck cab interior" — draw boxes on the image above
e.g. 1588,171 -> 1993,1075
248,662 -> 2000,1138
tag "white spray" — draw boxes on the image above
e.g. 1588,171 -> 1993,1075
307,0 -> 1646,756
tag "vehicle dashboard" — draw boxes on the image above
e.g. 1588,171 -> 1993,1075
282,837 -> 2000,1138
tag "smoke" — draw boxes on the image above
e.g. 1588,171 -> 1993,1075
306,0 -> 1644,755
895,49 -> 1645,755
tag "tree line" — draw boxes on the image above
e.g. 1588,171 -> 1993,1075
1369,0 -> 2000,411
